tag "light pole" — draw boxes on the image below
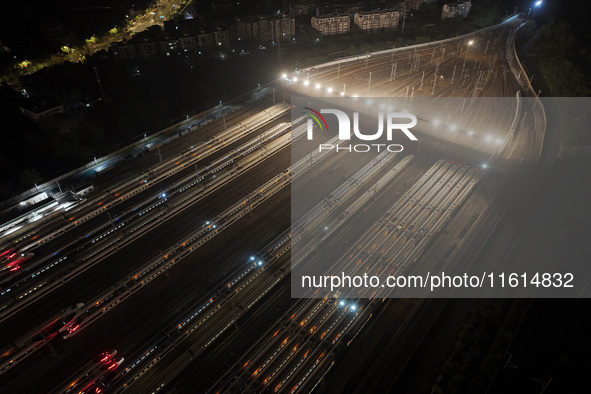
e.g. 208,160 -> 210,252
528,0 -> 543,18
463,40 -> 474,68
431,74 -> 437,94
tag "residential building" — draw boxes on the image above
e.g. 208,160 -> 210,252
213,29 -> 230,47
457,0 -> 472,17
234,16 -> 260,41
354,10 -> 400,31
35,18 -> 75,47
441,3 -> 457,18
129,7 -> 144,17
158,39 -> 179,56
110,42 -> 138,59
259,18 -> 272,42
19,99 -> 63,121
442,0 -> 471,19
277,16 -> 296,40
400,2 -> 409,12
311,14 -> 351,35
288,1 -> 317,15
406,0 -> 426,10
197,33 -> 214,50
232,15 -> 295,42
211,0 -> 238,14
334,3 -> 366,14
178,36 -> 198,51
137,42 -> 159,61
110,28 -> 230,60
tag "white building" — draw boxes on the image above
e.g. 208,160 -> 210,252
311,14 -> 350,35
354,10 -> 400,31
441,0 -> 472,19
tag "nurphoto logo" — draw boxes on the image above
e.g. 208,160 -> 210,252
303,107 -> 418,153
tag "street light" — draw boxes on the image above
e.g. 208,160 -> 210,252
528,1 -> 542,17
463,40 -> 474,67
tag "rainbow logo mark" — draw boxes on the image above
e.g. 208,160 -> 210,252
303,107 -> 329,132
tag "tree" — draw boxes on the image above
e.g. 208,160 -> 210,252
18,60 -> 31,69
85,36 -> 97,47
346,44 -> 359,56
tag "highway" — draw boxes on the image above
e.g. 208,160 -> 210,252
0,15 -> 547,394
